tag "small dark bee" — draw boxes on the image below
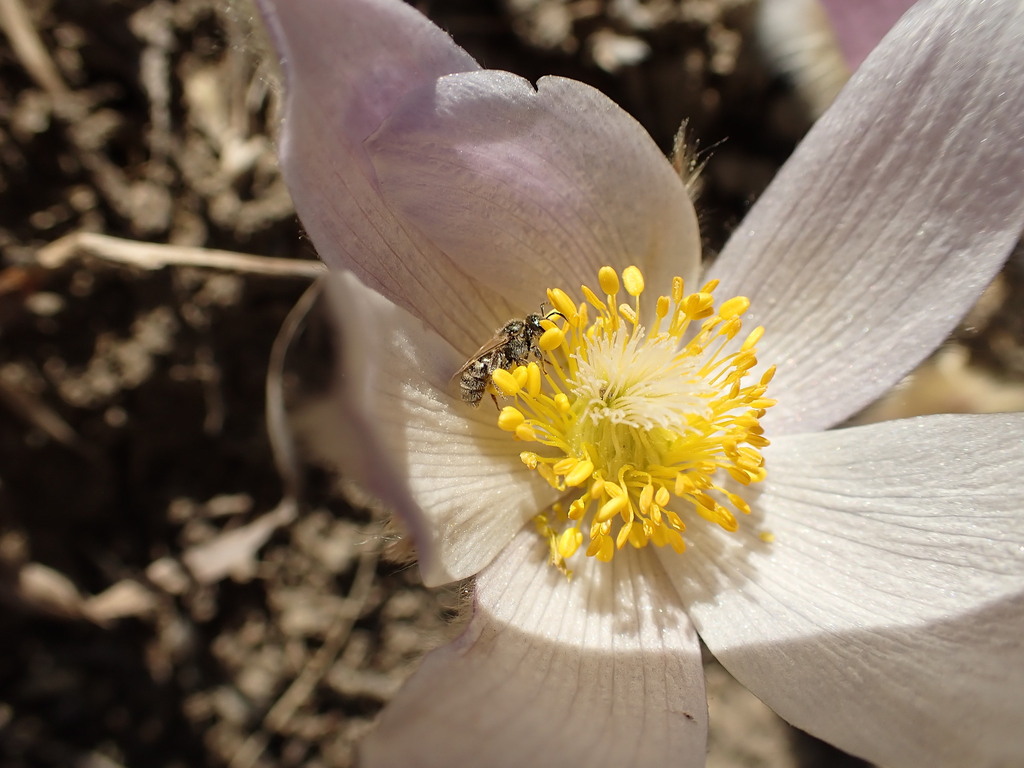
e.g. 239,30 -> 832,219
454,312 -> 562,406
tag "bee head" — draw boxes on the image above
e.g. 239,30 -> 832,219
524,314 -> 546,337
526,308 -> 567,337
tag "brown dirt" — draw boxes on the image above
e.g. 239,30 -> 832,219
0,1 -> 1018,767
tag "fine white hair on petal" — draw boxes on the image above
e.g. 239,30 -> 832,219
322,273 -> 557,586
361,528 -> 708,768
666,412 -> 1024,768
710,0 -> 1024,435
367,71 -> 702,322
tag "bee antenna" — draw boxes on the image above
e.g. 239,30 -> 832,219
537,302 -> 566,322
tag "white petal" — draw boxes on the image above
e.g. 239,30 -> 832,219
322,274 -> 557,586
257,0 -> 516,352
710,0 -> 1024,434
663,413 -> 1024,768
368,72 -> 702,315
361,529 -> 707,768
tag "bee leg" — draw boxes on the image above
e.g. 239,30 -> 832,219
490,391 -> 500,410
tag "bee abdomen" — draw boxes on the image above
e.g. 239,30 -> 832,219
460,358 -> 492,406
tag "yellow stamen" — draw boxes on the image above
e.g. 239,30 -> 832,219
622,265 -> 645,296
491,369 -> 520,397
598,266 -> 620,295
497,406 -> 525,432
491,265 -> 775,572
547,288 -> 579,323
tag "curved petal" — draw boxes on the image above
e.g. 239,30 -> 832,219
361,529 -> 707,768
257,0 -> 516,353
710,0 -> 1024,434
322,273 -> 557,586
368,72 -> 702,316
664,413 -> 1024,768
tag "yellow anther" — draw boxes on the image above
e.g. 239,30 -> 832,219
655,486 -> 670,507
622,265 -> 645,296
665,529 -> 687,553
596,496 -> 628,523
512,365 -> 529,387
619,304 -> 638,324
553,457 -> 577,475
656,295 -> 670,319
684,293 -> 715,319
638,483 -> 654,513
592,536 -> 615,562
598,266 -> 620,296
581,284 -> 606,311
738,328 -> 762,353
547,288 -> 578,323
696,499 -> 738,531
519,452 -> 539,469
568,499 -> 587,520
616,522 -> 633,549
719,296 -> 750,318
536,462 -> 558,488
628,523 -> 648,548
491,368 -> 520,396
649,523 -> 667,547
672,276 -> 684,302
564,459 -> 594,487
557,528 -> 583,559
497,407 -> 525,432
720,317 -> 743,338
603,481 -> 624,499
554,392 -> 571,412
515,423 -> 537,442
539,327 -> 564,351
675,473 -> 696,495
525,362 -> 542,396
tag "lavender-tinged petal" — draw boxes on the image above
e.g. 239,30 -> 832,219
256,0 -> 476,145
362,528 -> 708,768
664,413 -> 1024,768
321,274 -> 556,586
368,72 -> 702,315
711,0 -> 1024,434
257,0 -> 515,353
819,0 -> 916,70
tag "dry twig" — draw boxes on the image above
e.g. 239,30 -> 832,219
36,231 -> 325,278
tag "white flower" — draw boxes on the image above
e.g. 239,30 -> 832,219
256,0 -> 1024,765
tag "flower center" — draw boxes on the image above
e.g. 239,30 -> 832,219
493,265 -> 776,574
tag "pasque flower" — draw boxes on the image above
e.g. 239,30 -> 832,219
255,0 -> 1024,765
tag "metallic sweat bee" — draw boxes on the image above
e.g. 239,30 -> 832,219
454,312 -> 562,406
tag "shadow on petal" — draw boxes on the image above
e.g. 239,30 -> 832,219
361,529 -> 709,768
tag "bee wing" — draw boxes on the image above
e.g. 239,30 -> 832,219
450,332 -> 510,385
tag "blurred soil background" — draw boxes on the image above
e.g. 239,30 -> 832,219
0,1 -> 1021,767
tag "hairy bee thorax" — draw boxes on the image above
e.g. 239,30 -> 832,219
457,313 -> 563,407
487,265 -> 776,575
